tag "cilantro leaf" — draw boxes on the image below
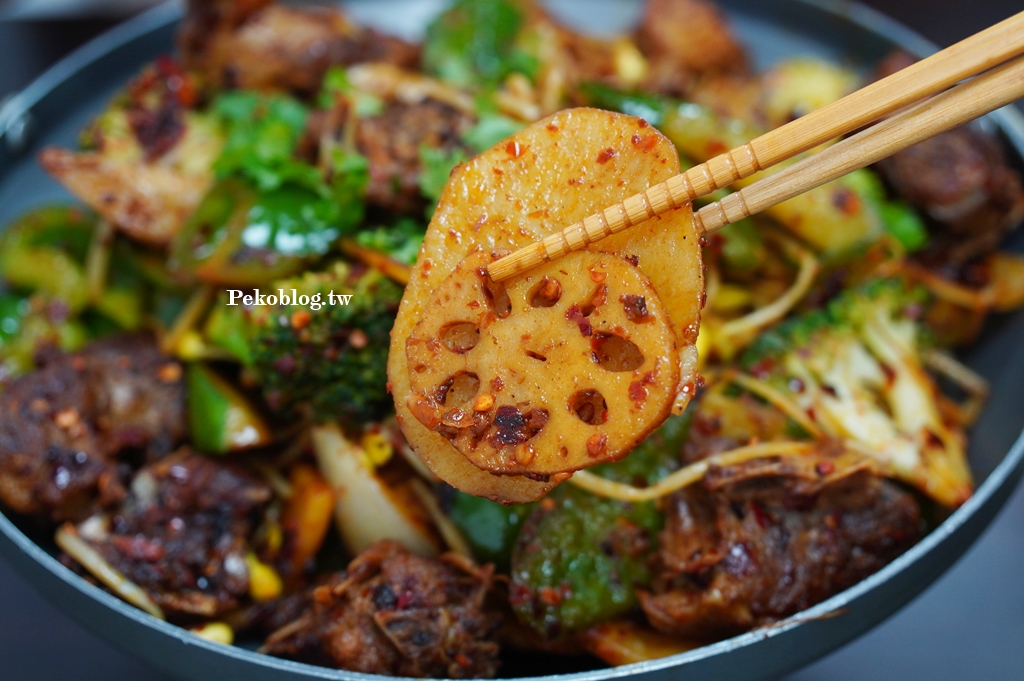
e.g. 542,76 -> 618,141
212,92 -> 313,193
418,145 -> 469,207
423,0 -> 536,89
355,218 -> 426,265
463,113 -> 525,151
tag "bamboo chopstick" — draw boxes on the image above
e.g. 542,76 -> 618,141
486,10 -> 1024,283
694,54 -> 1024,235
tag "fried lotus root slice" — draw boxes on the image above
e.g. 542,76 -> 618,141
388,107 -> 703,503
406,250 -> 680,477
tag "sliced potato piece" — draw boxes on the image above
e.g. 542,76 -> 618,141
406,250 -> 680,477
38,111 -> 221,247
40,149 -> 212,246
388,107 -> 703,502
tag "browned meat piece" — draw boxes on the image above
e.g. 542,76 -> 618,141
74,450 -> 272,618
874,51 -> 1024,268
355,99 -> 475,214
636,0 -> 748,97
264,540 -> 501,678
177,0 -> 273,64
0,335 -> 186,523
179,1 -> 420,96
639,466 -> 920,639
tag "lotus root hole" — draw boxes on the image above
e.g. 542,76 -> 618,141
528,277 -> 563,307
440,321 -> 480,353
483,276 -> 512,318
593,333 -> 644,372
580,283 -> 608,317
437,371 -> 480,406
569,389 -> 608,425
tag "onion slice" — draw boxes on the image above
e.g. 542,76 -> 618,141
55,523 -> 164,620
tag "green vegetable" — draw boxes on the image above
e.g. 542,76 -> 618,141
326,149 -> 370,233
841,168 -> 929,252
318,66 -> 385,117
463,113 -> 525,152
245,184 -> 348,257
419,146 -> 470,207
737,277 -> 976,507
355,218 -> 426,266
509,412 -> 690,635
742,278 -> 927,370
423,0 -> 536,89
878,201 -> 929,252
0,293 -> 87,380
212,91 -> 315,192
248,263 -> 403,423
448,493 -> 534,571
0,206 -> 94,311
716,219 -> 766,276
0,206 -> 146,330
579,83 -> 674,129
185,363 -> 272,455
203,302 -> 253,366
91,241 -> 148,331
208,91 -> 369,262
0,295 -> 28,345
511,487 -> 659,636
171,177 -> 353,285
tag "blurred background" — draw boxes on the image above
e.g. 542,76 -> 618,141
0,1 -> 1022,680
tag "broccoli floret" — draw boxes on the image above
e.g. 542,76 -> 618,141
248,263 -> 402,423
742,278 -> 926,370
739,278 -> 970,508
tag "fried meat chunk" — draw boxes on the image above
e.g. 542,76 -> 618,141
356,99 -> 475,214
73,449 -> 272,618
874,52 -> 1024,269
636,0 -> 748,97
264,540 -> 500,678
0,335 -> 185,523
639,466 -> 920,639
179,0 -> 420,96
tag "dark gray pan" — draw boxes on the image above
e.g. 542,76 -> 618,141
1,1 -> 1023,680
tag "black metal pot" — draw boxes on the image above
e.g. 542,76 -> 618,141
1,2 -> 1023,680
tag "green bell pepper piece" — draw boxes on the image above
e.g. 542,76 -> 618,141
0,206 -> 95,311
186,362 -> 272,455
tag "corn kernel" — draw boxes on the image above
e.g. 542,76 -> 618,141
176,330 -> 208,360
264,522 -> 283,555
361,432 -> 393,467
246,552 -> 283,602
613,39 -> 648,86
712,284 -> 753,313
190,622 -> 234,646
695,323 -> 714,370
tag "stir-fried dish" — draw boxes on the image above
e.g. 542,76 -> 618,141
3,0 -> 1024,675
